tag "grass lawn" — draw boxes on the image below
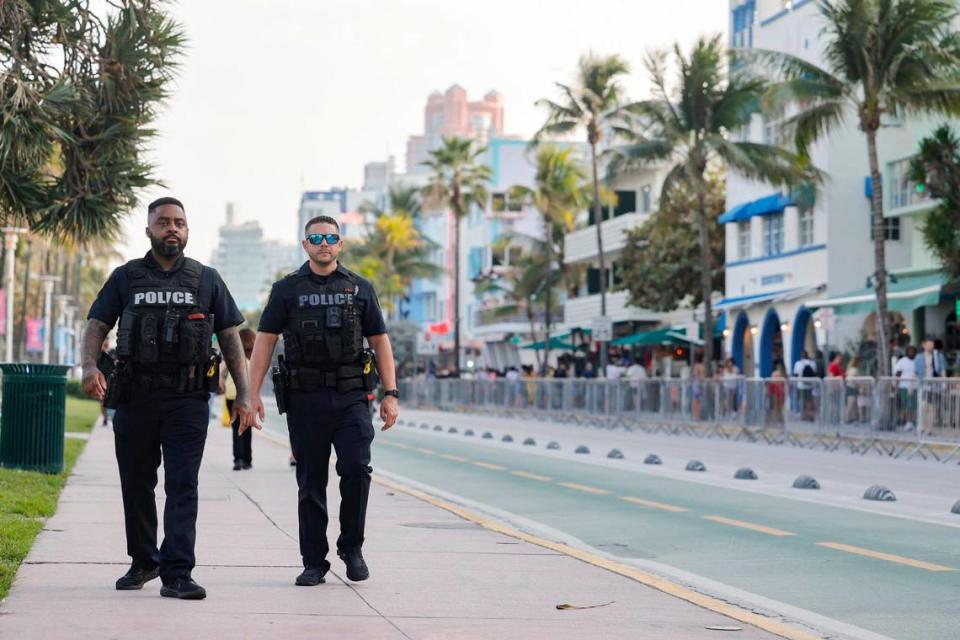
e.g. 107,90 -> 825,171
0,396 -> 101,601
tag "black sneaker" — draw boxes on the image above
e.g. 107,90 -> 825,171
241,462 -> 252,470
160,577 -> 207,600
232,461 -> 242,471
295,566 -> 326,586
115,565 -> 159,590
338,549 -> 369,582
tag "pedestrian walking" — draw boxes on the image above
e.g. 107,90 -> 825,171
80,197 -> 249,600
221,327 -> 257,470
239,215 -> 398,587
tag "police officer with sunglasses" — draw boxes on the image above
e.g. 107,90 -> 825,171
240,215 -> 399,587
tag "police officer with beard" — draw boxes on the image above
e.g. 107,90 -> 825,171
240,215 -> 399,587
81,197 -> 250,600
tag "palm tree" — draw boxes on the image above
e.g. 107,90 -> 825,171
351,213 -> 444,317
421,136 -> 491,375
509,145 -> 589,370
747,0 -> 960,375
609,35 -> 817,375
534,53 -> 634,370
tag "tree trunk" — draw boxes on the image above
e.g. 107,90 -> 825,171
543,214 -> 552,375
866,128 -> 891,377
452,209 -> 462,376
589,141 -> 608,373
696,188 -> 714,377
527,303 -> 542,371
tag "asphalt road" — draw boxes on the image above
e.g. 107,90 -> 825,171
262,404 -> 960,640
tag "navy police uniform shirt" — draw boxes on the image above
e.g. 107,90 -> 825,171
258,261 -> 387,337
87,251 -> 244,332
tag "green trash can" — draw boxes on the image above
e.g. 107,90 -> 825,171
0,364 -> 71,474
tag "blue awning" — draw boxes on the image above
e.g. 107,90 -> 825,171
718,192 -> 795,224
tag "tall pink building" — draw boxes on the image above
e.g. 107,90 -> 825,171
406,85 -> 504,174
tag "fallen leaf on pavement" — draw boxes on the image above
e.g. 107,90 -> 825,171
556,601 -> 615,610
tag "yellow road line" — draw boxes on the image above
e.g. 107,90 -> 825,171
414,447 -> 436,455
373,474 -> 823,640
558,482 -> 610,495
473,461 -> 506,471
817,542 -> 956,572
620,496 -> 689,513
439,453 -> 469,462
702,515 -> 795,537
511,470 -> 552,482
382,441 -> 411,450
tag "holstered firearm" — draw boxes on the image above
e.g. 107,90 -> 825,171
98,351 -> 130,410
272,355 -> 290,415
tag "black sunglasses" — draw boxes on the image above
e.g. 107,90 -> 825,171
306,233 -> 340,246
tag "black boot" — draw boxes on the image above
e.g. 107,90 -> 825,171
338,549 -> 369,582
295,566 -> 327,586
160,577 -> 207,600
232,461 -> 242,471
115,565 -> 159,590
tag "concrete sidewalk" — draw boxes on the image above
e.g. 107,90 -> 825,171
0,414 -> 790,640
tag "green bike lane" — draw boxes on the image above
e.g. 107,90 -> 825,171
372,428 -> 960,640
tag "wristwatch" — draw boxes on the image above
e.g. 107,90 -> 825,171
383,389 -> 400,399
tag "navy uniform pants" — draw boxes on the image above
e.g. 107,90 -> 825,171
113,394 -> 208,584
286,387 -> 374,571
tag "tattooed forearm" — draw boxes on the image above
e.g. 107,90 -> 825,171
217,326 -> 249,400
80,319 -> 110,372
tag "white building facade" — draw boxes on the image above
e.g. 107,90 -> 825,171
722,0 -> 957,376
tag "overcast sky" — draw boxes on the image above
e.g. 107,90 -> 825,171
126,0 -> 728,263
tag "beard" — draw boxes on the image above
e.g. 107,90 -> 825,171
150,233 -> 186,258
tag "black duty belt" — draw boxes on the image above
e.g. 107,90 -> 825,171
289,365 -> 364,392
133,372 -> 189,392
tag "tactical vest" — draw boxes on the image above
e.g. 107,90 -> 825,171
282,271 -> 363,369
115,258 -> 214,377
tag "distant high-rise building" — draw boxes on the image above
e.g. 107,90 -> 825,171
406,86 -> 505,174
209,204 -> 299,312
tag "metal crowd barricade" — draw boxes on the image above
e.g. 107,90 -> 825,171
399,375 -> 960,456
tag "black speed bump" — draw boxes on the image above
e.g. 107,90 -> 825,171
644,454 -> 662,465
607,449 -> 624,459
420,423 -> 429,430
502,435 -> 514,443
793,475 -> 821,490
482,432 -> 493,439
952,500 -> 960,515
523,437 -> 536,446
433,425 -> 443,432
547,441 -> 561,450
734,467 -> 758,480
448,427 -> 458,434
685,460 -> 706,472
464,429 -> 475,437
575,445 -> 590,454
863,485 -> 896,502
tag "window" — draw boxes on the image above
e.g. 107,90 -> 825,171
586,267 -> 612,295
614,190 -> 637,217
798,209 -> 814,246
423,293 -> 437,322
888,157 -> 929,210
737,221 -> 751,259
762,213 -> 784,256
491,192 -> 523,213
640,185 -> 652,213
870,216 -> 901,241
731,1 -> 755,48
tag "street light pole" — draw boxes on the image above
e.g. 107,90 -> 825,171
32,275 -> 60,364
2,227 -> 27,363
